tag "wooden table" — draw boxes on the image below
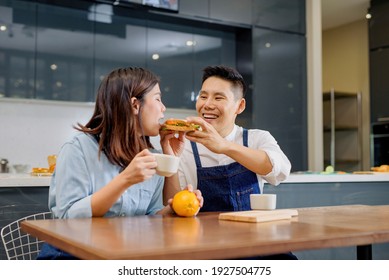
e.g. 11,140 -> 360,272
20,205 -> 389,260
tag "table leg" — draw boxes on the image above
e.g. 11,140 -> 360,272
357,245 -> 372,260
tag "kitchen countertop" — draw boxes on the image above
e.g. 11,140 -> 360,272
0,173 -> 52,187
282,173 -> 389,183
1,172 -> 389,187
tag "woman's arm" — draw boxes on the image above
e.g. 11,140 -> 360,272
91,149 -> 158,217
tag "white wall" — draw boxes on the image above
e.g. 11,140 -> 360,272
0,98 -> 195,172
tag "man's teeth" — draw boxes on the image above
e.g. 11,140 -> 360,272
203,114 -> 218,119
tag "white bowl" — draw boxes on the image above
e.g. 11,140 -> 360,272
13,164 -> 30,174
153,153 -> 180,177
250,194 -> 277,210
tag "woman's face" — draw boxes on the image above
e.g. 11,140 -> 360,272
139,84 -> 166,136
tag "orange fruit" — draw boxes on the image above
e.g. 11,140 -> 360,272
172,190 -> 200,217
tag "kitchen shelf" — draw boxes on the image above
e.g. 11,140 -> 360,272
323,91 -> 359,100
323,125 -> 358,132
323,89 -> 362,172
324,159 -> 361,165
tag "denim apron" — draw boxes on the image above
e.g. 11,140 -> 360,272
191,129 -> 260,212
191,128 -> 297,259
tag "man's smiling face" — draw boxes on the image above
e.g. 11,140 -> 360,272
196,76 -> 245,137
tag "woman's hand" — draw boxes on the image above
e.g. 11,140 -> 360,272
166,184 -> 204,215
120,149 -> 157,186
91,149 -> 157,217
185,184 -> 204,210
159,130 -> 185,156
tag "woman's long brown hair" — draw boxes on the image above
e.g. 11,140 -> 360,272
75,67 -> 159,169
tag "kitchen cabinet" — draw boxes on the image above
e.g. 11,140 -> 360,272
371,121 -> 389,167
369,47 -> 389,123
369,0 -> 389,50
0,184 -> 49,259
0,0 -> 240,106
253,27 -> 307,172
323,89 -> 362,171
179,0 -> 209,19
0,174 -> 50,259
180,0 -> 252,25
252,0 -> 306,34
209,0 -> 252,25
369,0 -> 389,123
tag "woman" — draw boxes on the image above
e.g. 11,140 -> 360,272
37,67 -> 202,259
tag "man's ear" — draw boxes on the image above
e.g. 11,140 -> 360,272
236,98 -> 246,115
131,97 -> 140,115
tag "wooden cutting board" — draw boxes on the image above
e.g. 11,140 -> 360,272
218,209 -> 298,223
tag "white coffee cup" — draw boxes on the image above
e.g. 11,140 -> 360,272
153,153 -> 180,177
250,194 -> 277,210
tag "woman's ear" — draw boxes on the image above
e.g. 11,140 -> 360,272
131,97 -> 140,115
236,98 -> 246,115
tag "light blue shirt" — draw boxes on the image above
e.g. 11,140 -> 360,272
48,133 -> 164,219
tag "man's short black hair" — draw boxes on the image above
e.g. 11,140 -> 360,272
202,65 -> 247,98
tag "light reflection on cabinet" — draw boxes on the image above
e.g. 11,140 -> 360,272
323,89 -> 362,171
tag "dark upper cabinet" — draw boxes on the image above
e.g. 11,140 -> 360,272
252,0 -> 305,34
0,0 -> 238,105
369,0 -> 389,122
209,0 -> 252,25
369,0 -> 389,50
178,0 -> 209,19
252,27 -> 307,171
180,0 -> 252,25
370,48 -> 389,122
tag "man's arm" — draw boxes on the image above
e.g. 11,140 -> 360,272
185,118 -> 290,183
223,142 -> 273,175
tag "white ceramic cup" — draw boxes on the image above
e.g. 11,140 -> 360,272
250,194 -> 277,210
153,153 -> 180,177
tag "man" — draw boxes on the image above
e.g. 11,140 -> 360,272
178,65 -> 291,212
177,65 -> 297,260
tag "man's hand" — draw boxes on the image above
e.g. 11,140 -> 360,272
184,116 -> 230,154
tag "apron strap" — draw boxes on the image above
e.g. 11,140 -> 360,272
190,141 -> 202,168
243,128 -> 248,147
191,128 -> 249,168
